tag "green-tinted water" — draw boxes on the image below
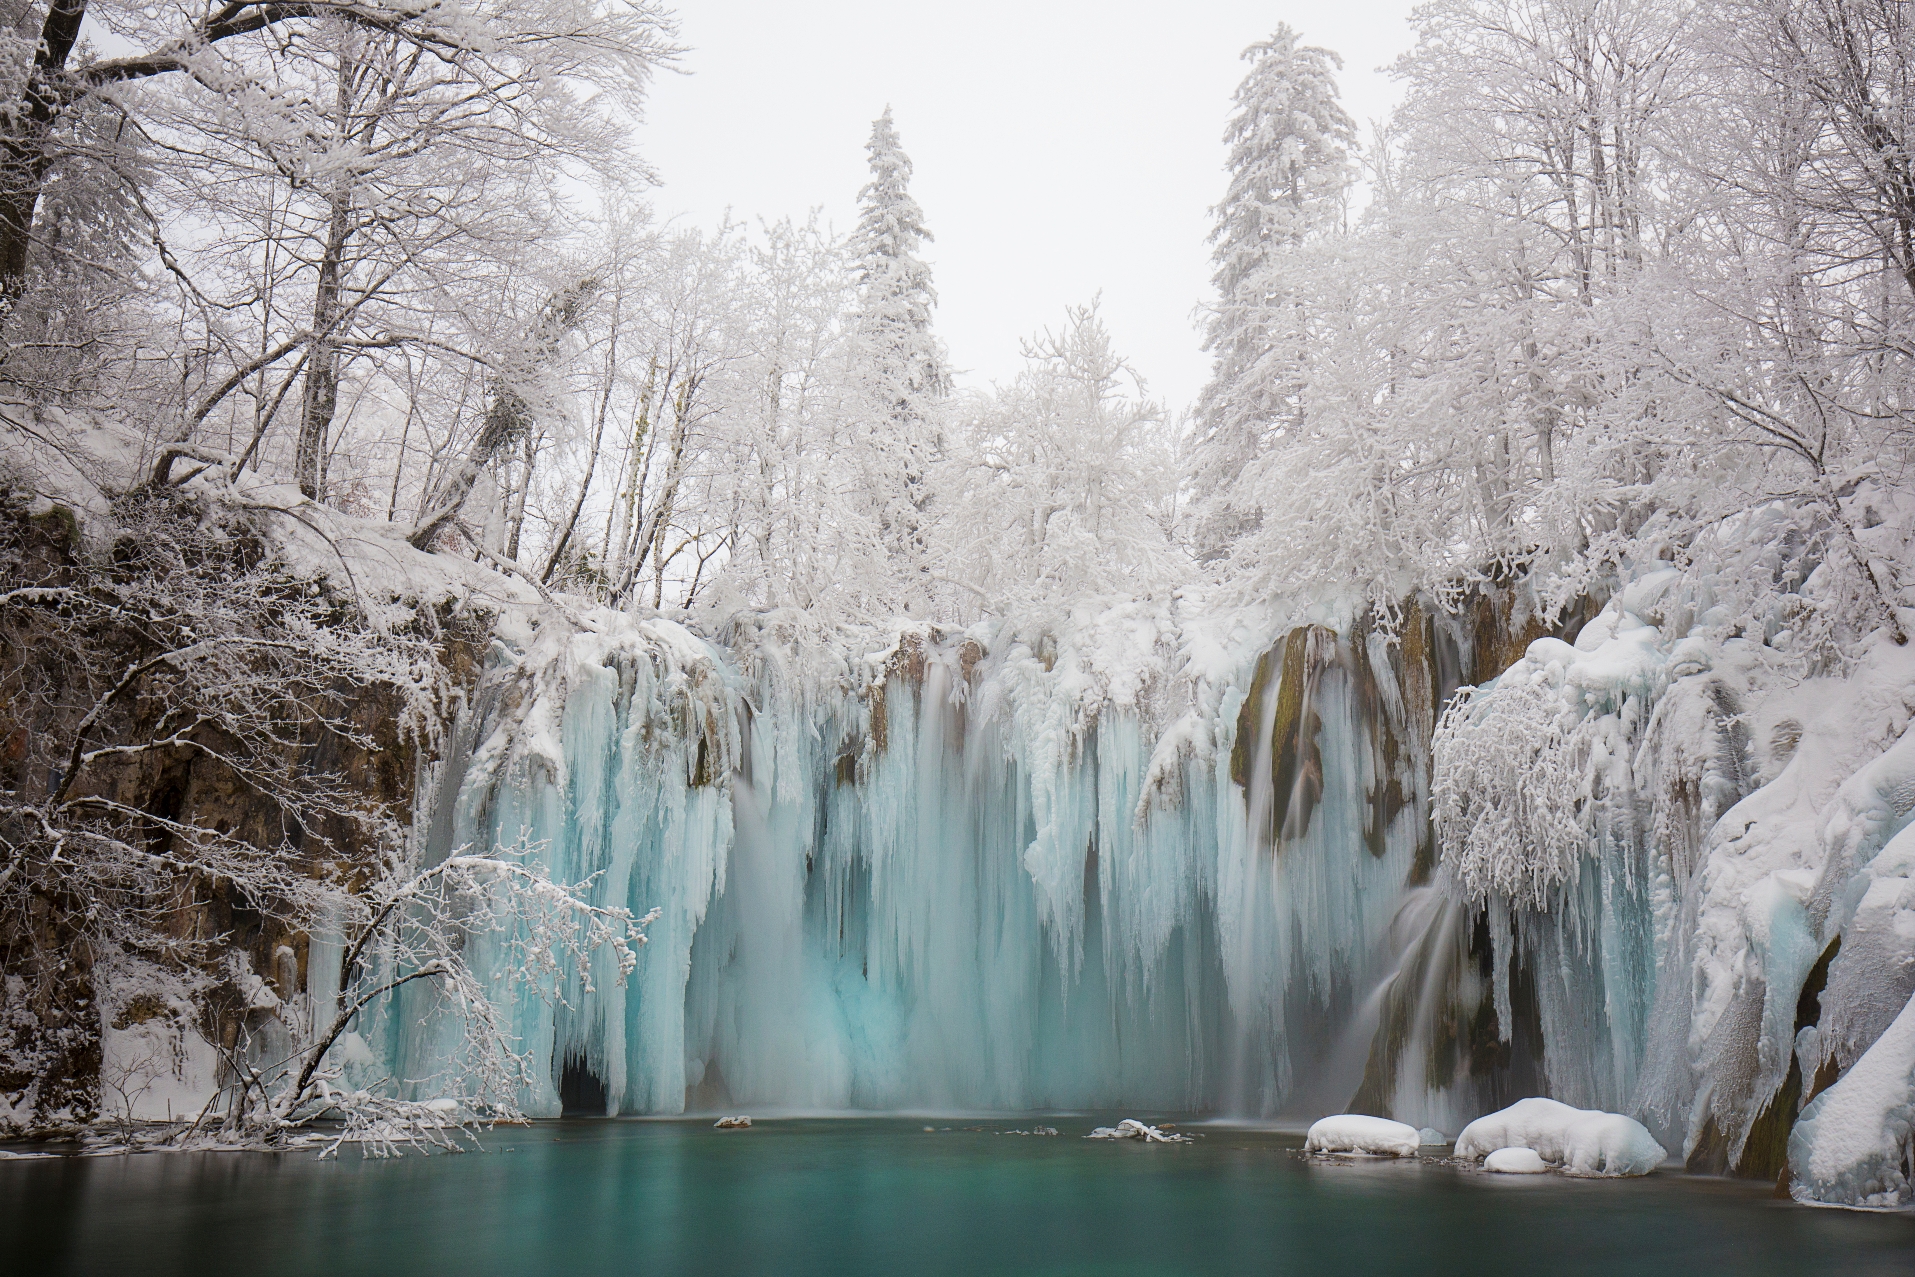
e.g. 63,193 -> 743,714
2,1118 -> 1911,1275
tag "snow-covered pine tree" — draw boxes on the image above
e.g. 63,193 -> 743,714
1189,26 -> 1356,561
849,108 -> 950,611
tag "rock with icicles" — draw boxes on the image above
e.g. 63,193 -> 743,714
713,1115 -> 752,1129
1086,1118 -> 1190,1143
1304,1114 -> 1422,1156
1456,1098 -> 1665,1177
1787,988 -> 1915,1209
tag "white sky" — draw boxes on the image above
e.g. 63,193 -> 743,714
639,1 -> 1425,415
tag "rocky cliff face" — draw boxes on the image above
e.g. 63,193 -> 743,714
0,488 -> 483,1134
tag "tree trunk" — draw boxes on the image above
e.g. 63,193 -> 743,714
409,277 -> 598,551
504,429 -> 536,561
294,60 -> 356,501
0,0 -> 90,321
616,375 -> 692,605
543,329 -> 621,584
606,356 -> 659,583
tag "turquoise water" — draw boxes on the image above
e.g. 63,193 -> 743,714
3,1118 -> 1912,1275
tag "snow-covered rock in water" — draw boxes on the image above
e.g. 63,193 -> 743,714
1418,1127 -> 1449,1146
1304,1114 -> 1421,1156
1484,1147 -> 1550,1174
1788,990 -> 1915,1209
1086,1118 -> 1189,1143
1455,1098 -> 1665,1177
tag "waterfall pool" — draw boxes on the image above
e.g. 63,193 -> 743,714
3,1117 -> 1911,1275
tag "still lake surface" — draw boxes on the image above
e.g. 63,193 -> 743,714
2,1116 -> 1912,1276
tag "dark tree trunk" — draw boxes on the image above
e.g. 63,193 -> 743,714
0,0 -> 91,319
294,192 -> 351,500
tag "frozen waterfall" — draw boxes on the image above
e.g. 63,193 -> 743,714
356,604 -> 1476,1121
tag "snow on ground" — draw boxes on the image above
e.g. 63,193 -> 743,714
3,406 -> 550,634
1455,1098 -> 1665,1177
1685,628 -> 1915,1176
1304,1114 -> 1422,1156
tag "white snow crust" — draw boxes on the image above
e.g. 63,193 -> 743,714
94,960 -> 220,1124
1483,1146 -> 1549,1174
1455,1098 -> 1665,1177
1303,1114 -> 1421,1156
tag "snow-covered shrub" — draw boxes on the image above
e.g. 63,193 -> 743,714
263,851 -> 656,1156
1431,674 -> 1590,909
1433,606 -> 1668,909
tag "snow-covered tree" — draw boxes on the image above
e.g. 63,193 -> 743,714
1189,25 -> 1356,561
848,108 -> 950,610
1204,2 -> 1712,618
955,301 -> 1180,611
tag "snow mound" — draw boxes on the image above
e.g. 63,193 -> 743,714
1484,1146 -> 1550,1174
1455,1098 -> 1664,1176
1418,1127 -> 1449,1146
1086,1118 -> 1190,1143
1304,1114 -> 1421,1156
1788,990 -> 1915,1209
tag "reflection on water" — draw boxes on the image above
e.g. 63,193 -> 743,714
2,1118 -> 1912,1276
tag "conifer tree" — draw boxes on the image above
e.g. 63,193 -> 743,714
849,108 -> 949,607
1190,26 -> 1356,559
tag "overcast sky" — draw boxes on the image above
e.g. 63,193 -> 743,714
638,1 -> 1425,415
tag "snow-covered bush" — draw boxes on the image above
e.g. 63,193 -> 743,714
1431,674 -> 1591,910
1433,606 -> 1667,910
246,851 -> 656,1156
